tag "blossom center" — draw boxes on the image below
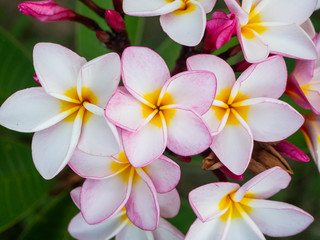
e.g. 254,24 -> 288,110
241,7 -> 267,39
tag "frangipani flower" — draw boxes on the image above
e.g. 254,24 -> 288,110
105,47 -> 216,167
301,113 -> 320,172
68,187 -> 184,240
187,54 -> 304,175
68,143 -> 181,230
287,33 -> 320,114
0,43 -> 120,179
122,0 -> 216,46
186,167 -> 314,239
225,0 -> 318,62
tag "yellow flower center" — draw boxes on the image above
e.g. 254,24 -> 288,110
166,0 -> 197,15
241,6 -> 267,39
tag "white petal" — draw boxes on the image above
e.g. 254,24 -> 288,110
123,0 -> 181,16
158,189 -> 180,218
198,0 -> 216,13
117,224 -> 153,240
185,218 -> 226,240
224,0 -> 249,25
153,218 -> 184,240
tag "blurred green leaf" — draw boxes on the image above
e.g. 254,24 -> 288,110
75,0 -> 113,60
156,38 -> 181,71
125,16 -> 146,46
19,193 -> 78,240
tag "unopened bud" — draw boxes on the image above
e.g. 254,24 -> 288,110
18,0 -> 76,22
105,10 -> 125,32
96,31 -> 111,43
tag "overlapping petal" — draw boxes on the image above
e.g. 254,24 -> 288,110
158,189 -> 180,218
153,218 -> 184,240
185,218 -> 226,240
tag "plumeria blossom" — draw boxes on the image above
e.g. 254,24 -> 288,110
68,143 -> 181,230
186,167 -> 314,239
122,0 -> 216,46
187,54 -> 304,175
287,33 -> 320,114
301,113 -> 320,172
105,47 -> 216,167
225,0 -> 318,62
0,43 -> 120,179
68,187 -> 183,240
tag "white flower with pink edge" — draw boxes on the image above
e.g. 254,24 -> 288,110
186,167 -> 313,240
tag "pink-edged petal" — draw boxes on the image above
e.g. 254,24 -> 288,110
185,218 -> 226,240
117,224 -> 153,240
0,87 -> 77,133
234,167 -> 291,201
189,182 -> 239,222
291,59 -> 314,86
233,56 -> 287,100
202,106 -> 227,134
305,89 -> 320,114
68,211 -> 126,240
301,19 -> 316,40
106,87 -> 153,132
153,218 -> 184,240
33,43 -> 86,98
70,187 -> 81,209
159,71 -> 216,115
122,118 -> 167,168
240,98 -> 304,142
246,199 -> 314,237
69,149 -> 126,179
160,1 -> 206,47
238,26 -> 270,63
260,24 -> 317,60
158,189 -> 180,218
122,47 -> 170,106
78,52 -> 120,109
258,0 -> 317,25
274,140 -> 309,162
224,0 -> 249,25
77,113 -> 120,156
80,168 -> 134,224
211,114 -> 253,175
123,0 -> 181,17
126,168 -> 160,231
32,108 -> 84,179
165,107 -> 212,156
186,54 -> 236,99
144,155 -> 180,193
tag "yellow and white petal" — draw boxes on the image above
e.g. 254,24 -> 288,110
224,0 -> 249,25
33,43 -> 86,99
159,0 -> 206,46
202,106 -> 228,134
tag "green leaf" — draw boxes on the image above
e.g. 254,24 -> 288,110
0,138 -> 52,232
18,193 -> 78,240
125,16 -> 146,46
75,0 -> 113,60
156,38 -> 181,71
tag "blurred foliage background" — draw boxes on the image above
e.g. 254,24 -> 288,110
0,0 -> 319,239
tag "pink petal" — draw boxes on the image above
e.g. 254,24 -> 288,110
158,189 -> 180,218
274,140 -> 309,162
121,47 -> 170,106
153,218 -> 184,240
159,71 -> 216,115
122,118 -> 167,168
33,43 -> 86,98
240,98 -> 304,142
78,52 -> 120,109
80,168 -> 133,224
159,1 -> 206,46
126,168 -> 160,231
189,182 -> 239,222
32,108 -> 84,179
291,57 -> 315,86
144,155 -> 180,193
165,107 -> 212,156
0,87 -> 72,132
70,187 -> 81,209
246,199 -> 314,237
234,167 -> 291,201
224,0 -> 249,25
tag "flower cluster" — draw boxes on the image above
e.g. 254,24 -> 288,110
1,0 -> 319,239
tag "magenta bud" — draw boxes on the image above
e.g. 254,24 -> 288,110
274,140 -> 310,162
18,0 -> 76,22
204,11 -> 237,53
105,10 -> 125,32
33,73 -> 41,85
220,166 -> 244,181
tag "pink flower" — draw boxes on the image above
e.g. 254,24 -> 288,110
105,46 -> 216,167
68,187 -> 184,240
204,11 -> 237,52
68,143 -> 181,230
287,33 -> 320,114
187,54 -> 304,175
0,43 -> 120,179
225,0 -> 318,62
18,0 -> 76,22
186,167 -> 314,239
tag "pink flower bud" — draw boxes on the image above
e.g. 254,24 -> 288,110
105,10 -> 125,32
18,0 -> 76,22
274,140 -> 310,162
204,11 -> 237,52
